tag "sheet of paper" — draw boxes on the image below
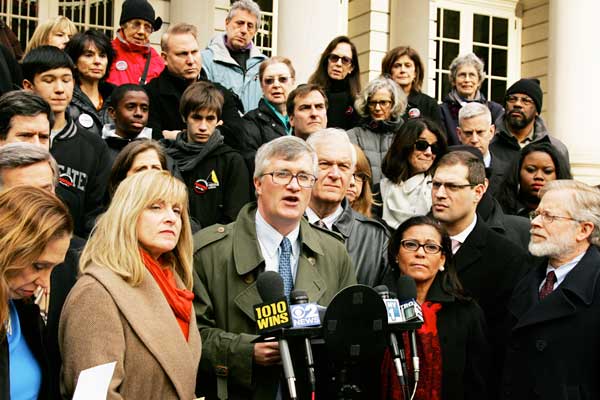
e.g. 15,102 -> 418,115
72,361 -> 117,400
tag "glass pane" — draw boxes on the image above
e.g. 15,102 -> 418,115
493,17 -> 508,46
480,78 -> 489,99
473,45 -> 489,74
491,79 -> 507,104
441,72 -> 451,98
436,8 -> 441,37
442,41 -> 459,70
473,14 -> 489,44
443,9 -> 460,39
435,39 -> 440,68
491,48 -> 507,77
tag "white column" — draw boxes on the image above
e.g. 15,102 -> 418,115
276,0 -> 349,84
547,0 -> 600,185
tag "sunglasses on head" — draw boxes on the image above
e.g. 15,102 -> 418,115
414,139 -> 440,155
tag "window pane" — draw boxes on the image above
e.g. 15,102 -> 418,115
493,17 -> 508,46
491,79 -> 507,104
442,41 -> 459,70
473,14 -> 489,44
473,45 -> 489,74
441,72 -> 451,97
480,78 -> 489,99
492,48 -> 507,77
443,9 -> 460,39
435,39 -> 440,68
437,8 -> 441,37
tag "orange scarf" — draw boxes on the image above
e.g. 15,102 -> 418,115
141,250 -> 194,340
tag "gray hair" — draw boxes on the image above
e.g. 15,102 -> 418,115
227,0 -> 261,23
0,142 -> 59,189
306,128 -> 357,168
449,53 -> 486,88
458,102 -> 492,125
540,180 -> 600,246
254,136 -> 318,178
354,76 -> 407,120
160,23 -> 198,52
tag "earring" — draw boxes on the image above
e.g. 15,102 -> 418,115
439,265 -> 445,272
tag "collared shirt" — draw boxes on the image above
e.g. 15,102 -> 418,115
255,209 -> 301,280
483,152 -> 492,168
517,127 -> 535,148
305,205 -> 344,230
450,215 -> 478,254
539,251 -> 586,291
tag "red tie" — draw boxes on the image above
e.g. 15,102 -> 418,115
539,270 -> 557,300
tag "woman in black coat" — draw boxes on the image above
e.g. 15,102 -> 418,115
381,215 -> 489,400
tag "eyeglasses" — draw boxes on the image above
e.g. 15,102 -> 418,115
263,76 -> 291,85
368,100 -> 392,109
506,95 -> 534,106
328,54 -> 352,66
261,170 -> 316,188
531,210 -> 580,224
414,140 -> 441,155
126,20 -> 153,34
400,239 -> 443,254
431,181 -> 478,192
352,174 -> 367,184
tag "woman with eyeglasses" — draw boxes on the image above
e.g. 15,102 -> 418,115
347,76 -> 408,185
308,36 -> 361,130
380,215 -> 489,400
439,53 -> 504,145
245,56 -> 296,151
496,142 -> 572,218
347,145 -> 376,218
374,118 -> 447,229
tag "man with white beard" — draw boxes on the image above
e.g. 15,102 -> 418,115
503,180 -> 600,400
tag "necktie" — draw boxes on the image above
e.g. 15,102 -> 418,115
539,270 -> 557,300
279,237 -> 293,297
451,238 -> 461,254
315,219 -> 328,230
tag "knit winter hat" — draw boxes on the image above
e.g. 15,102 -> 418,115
505,78 -> 543,113
119,0 -> 162,31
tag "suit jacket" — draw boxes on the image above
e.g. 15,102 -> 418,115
477,193 -> 531,251
193,203 -> 357,400
502,245 -> 600,400
59,263 -> 201,400
486,153 -> 510,197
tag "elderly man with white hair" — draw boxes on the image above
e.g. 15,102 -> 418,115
306,128 -> 390,286
503,180 -> 600,400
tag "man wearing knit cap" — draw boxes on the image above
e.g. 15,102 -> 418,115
490,78 -> 569,169
201,0 -> 267,113
107,0 -> 164,86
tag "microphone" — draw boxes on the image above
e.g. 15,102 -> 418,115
396,276 -> 421,384
374,285 -> 409,399
255,272 -> 297,400
290,290 -> 318,394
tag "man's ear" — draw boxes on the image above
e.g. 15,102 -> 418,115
489,124 -> 496,136
217,119 -> 223,126
289,114 -> 295,128
108,106 -> 116,120
161,51 -> 168,63
22,79 -> 34,91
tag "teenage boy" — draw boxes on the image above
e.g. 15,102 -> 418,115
102,84 -> 153,163
21,45 -> 112,237
163,81 -> 250,227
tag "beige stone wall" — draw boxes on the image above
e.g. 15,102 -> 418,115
520,0 -> 549,115
348,0 -> 390,87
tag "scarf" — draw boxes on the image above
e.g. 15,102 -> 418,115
165,129 -> 224,172
380,174 -> 432,229
361,116 -> 404,134
141,249 -> 194,340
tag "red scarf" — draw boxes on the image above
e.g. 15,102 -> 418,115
141,250 -> 194,340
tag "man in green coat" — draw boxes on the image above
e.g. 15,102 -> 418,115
193,136 -> 357,399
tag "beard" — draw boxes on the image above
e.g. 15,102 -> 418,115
529,228 -> 577,259
507,109 -> 535,130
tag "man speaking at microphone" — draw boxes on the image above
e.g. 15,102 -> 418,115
193,136 -> 356,399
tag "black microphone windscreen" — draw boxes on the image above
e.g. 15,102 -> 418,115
290,289 -> 308,305
373,285 -> 390,299
257,271 -> 284,302
396,276 -> 417,301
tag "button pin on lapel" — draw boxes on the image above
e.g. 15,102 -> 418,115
243,274 -> 255,284
308,257 -> 316,266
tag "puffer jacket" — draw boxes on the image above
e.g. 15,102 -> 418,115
106,32 -> 164,86
68,82 -> 114,136
347,117 -> 404,185
201,34 -> 267,113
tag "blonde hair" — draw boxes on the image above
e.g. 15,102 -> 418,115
80,171 -> 193,289
350,144 -> 375,218
24,16 -> 78,56
0,186 -> 73,339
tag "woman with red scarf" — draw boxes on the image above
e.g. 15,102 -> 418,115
59,170 -> 200,399
381,215 -> 489,400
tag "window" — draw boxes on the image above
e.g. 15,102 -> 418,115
0,0 -> 38,53
229,0 -> 278,57
58,0 -> 115,37
431,1 -> 520,104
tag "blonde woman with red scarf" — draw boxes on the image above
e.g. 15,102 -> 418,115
59,170 -> 200,399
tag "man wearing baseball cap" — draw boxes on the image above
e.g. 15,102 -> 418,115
107,0 -> 164,86
490,78 -> 569,168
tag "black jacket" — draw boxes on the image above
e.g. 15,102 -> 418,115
68,82 -> 114,137
1,301 -> 51,400
163,130 -> 250,228
325,79 -> 360,130
327,198 -> 390,287
244,98 -> 288,149
403,91 -> 442,128
477,193 -> 531,251
382,274 -> 490,400
0,43 -> 21,96
503,245 -> 600,400
486,153 -> 510,197
51,115 -> 112,237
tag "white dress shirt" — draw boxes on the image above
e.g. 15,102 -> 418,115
450,215 -> 478,255
539,251 -> 586,291
255,209 -> 301,280
305,205 -> 343,230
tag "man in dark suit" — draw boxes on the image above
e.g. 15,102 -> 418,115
503,180 -> 600,400
431,150 -> 528,395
